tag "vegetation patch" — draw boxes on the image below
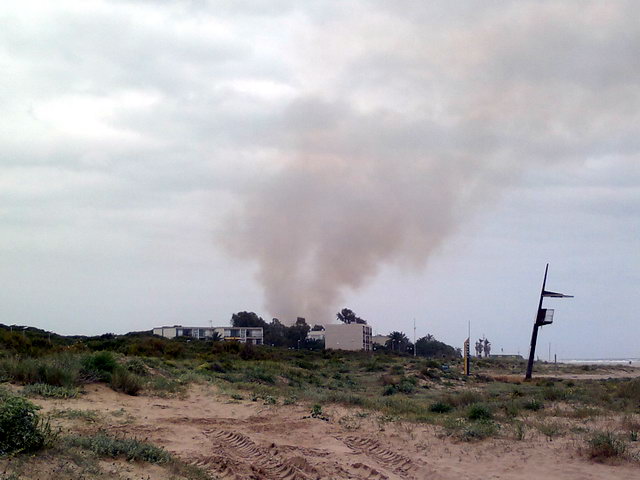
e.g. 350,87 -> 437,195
522,398 -> 544,411
467,403 -> 493,421
109,368 -> 142,396
586,431 -> 627,461
429,401 -> 453,413
0,391 -> 57,455
63,432 -> 171,463
51,409 -> 100,423
22,383 -> 79,399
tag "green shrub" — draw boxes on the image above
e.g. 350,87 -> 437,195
52,409 -> 99,423
311,404 -> 323,418
147,376 -> 183,395
502,401 -> 521,418
423,359 -> 441,369
383,384 -> 397,396
381,375 -> 416,395
429,401 -> 452,413
295,360 -> 314,370
22,383 -> 79,399
125,358 -> 147,376
445,390 -> 484,407
510,388 -> 524,398
616,379 -> 640,401
363,360 -> 386,372
64,432 -> 171,463
535,420 -> 562,439
467,403 -> 493,421
283,395 -> 297,405
587,431 -> 627,461
513,421 -> 526,441
0,394 -> 55,455
461,419 -> 499,441
443,417 -> 498,441
421,368 -> 441,379
523,398 -> 544,411
245,366 -> 275,384
109,368 -> 141,396
542,387 -> 565,401
82,351 -> 117,381
0,357 -> 79,387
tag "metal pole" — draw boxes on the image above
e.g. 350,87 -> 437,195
413,318 -> 416,357
525,263 -> 548,379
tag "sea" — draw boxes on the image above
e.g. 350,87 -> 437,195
561,358 -> 640,367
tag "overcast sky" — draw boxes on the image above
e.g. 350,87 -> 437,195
1,1 -> 638,359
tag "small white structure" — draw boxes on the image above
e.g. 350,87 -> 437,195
152,325 -> 263,345
371,334 -> 390,347
324,323 -> 372,351
308,329 -> 325,342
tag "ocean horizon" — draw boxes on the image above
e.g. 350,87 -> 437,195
560,358 -> 640,366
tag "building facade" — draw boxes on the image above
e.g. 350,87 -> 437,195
308,329 -> 325,343
152,325 -> 263,345
371,334 -> 390,347
324,323 -> 372,351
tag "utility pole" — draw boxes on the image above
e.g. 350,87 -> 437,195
525,264 -> 573,380
413,318 -> 416,357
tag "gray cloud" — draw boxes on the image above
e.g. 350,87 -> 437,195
0,1 -> 638,347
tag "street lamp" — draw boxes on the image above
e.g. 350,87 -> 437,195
525,264 -> 573,380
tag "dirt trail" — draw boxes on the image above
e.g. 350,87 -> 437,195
36,383 -> 640,480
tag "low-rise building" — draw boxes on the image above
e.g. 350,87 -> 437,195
308,329 -> 325,342
324,323 -> 372,351
371,334 -> 390,347
152,325 -> 263,345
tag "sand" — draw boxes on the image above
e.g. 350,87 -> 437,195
27,383 -> 640,480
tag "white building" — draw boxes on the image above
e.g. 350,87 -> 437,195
324,323 -> 372,351
308,329 -> 325,342
152,325 -> 263,345
371,334 -> 390,347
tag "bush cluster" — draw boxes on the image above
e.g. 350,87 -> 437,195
64,432 -> 171,463
587,431 -> 627,461
0,390 -> 55,455
382,376 -> 417,396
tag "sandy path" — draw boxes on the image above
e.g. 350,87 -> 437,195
37,383 -> 640,480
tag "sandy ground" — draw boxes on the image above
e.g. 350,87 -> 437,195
25,383 -> 640,480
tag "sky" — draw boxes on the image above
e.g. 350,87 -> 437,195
1,1 -> 638,359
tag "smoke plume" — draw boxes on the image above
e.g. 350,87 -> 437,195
221,1 -> 640,323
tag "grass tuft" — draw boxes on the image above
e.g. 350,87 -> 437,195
109,368 -> 142,395
587,431 -> 627,461
63,432 -> 171,463
0,392 -> 57,455
22,383 -> 79,399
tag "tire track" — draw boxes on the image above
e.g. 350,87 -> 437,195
200,429 -> 315,480
342,436 -> 416,478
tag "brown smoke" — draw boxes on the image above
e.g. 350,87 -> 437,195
221,100 -> 514,323
220,2 -> 639,323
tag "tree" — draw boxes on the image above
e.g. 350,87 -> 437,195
231,311 -> 267,328
336,308 -> 366,325
285,317 -> 310,348
264,318 -> 287,347
386,331 -> 410,353
415,334 -> 460,358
